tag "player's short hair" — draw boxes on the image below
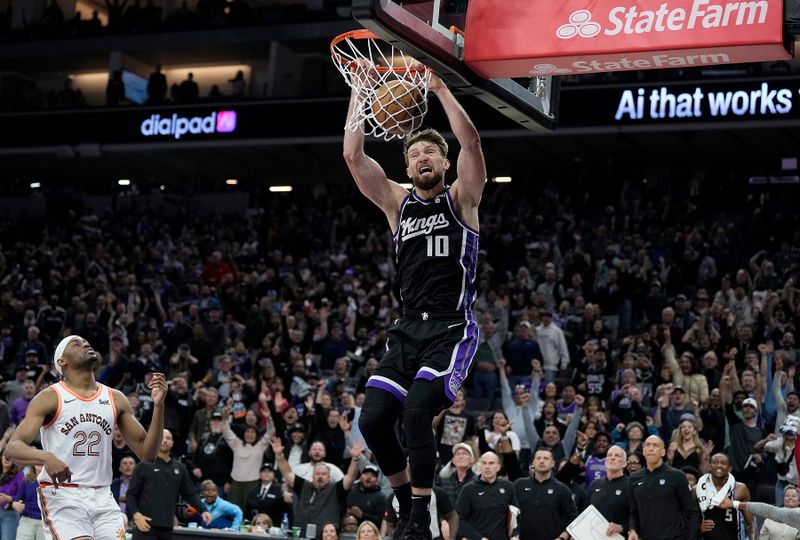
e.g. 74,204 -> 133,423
403,128 -> 448,165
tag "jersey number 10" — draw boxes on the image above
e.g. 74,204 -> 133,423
426,236 -> 449,257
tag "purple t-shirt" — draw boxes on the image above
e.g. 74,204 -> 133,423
0,471 -> 24,510
15,479 -> 41,519
11,397 -> 31,425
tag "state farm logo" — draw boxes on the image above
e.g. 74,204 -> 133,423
529,64 -> 573,75
557,10 -> 601,39
555,0 -> 769,39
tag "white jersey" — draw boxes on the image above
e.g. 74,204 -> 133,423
38,382 -> 116,487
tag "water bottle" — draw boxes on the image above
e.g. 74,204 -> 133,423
281,513 -> 290,537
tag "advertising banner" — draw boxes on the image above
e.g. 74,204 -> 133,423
464,0 -> 791,78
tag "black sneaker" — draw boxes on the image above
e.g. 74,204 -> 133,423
391,515 -> 409,540
400,520 -> 432,540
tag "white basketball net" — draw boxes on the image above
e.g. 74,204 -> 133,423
332,32 -> 431,142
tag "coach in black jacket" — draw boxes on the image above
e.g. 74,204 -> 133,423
456,452 -> 518,540
588,446 -> 629,537
629,436 -> 700,540
127,429 -> 211,540
514,448 -> 577,540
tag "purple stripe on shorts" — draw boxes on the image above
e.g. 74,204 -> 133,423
366,379 -> 406,402
443,319 -> 480,401
415,370 -> 436,381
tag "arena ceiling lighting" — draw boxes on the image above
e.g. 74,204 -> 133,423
269,186 -> 293,193
118,179 -> 131,186
493,176 -> 512,183
29,182 -> 41,189
399,183 -> 413,189
226,179 -> 239,185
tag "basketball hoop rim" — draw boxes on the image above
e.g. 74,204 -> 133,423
330,29 -> 428,75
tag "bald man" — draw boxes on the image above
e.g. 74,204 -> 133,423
455,452 -> 518,540
629,436 -> 700,540
588,445 -> 630,537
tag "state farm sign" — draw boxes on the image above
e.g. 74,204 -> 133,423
463,0 -> 790,78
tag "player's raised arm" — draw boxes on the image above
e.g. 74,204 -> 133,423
5,388 -> 72,483
429,73 -> 486,209
112,372 -> 166,463
342,66 -> 408,222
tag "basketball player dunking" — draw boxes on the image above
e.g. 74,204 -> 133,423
5,335 -> 171,540
344,66 -> 486,540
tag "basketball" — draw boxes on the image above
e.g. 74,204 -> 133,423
370,79 -> 424,135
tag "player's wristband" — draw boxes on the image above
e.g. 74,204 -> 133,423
733,500 -> 741,510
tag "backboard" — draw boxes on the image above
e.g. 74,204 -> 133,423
350,0 -> 560,131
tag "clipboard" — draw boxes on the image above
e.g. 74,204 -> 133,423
566,504 -> 625,540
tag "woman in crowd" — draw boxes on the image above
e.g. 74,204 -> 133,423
756,422 -> 798,507
758,485 -> 800,539
667,418 -> 709,470
222,406 -> 274,509
12,463 -> 44,540
484,411 -> 521,456
355,521 -> 380,540
0,454 -> 22,540
322,522 -> 340,540
250,513 -> 273,534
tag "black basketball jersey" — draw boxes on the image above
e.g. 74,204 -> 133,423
395,187 -> 478,313
702,503 -> 740,540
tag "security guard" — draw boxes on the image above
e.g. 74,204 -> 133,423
629,435 -> 700,540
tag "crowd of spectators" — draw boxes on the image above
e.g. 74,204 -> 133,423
0,175 -> 797,537
0,0 -> 350,43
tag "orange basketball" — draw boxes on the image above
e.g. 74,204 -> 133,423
370,79 -> 424,135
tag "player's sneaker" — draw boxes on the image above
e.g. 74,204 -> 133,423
400,520 -> 432,540
392,515 -> 409,540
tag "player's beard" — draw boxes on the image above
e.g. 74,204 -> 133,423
412,169 -> 444,191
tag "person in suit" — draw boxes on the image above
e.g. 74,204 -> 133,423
111,455 -> 137,519
244,463 -> 287,525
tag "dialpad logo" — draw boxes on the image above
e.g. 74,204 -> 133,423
216,110 -> 237,132
140,110 -> 238,139
557,10 -> 602,39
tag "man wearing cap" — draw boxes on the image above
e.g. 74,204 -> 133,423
347,463 -> 386,527
535,310 -> 570,384
720,371 -> 764,493
244,463 -> 287,524
439,442 -> 476,505
192,411 -> 233,495
655,383 -> 702,440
